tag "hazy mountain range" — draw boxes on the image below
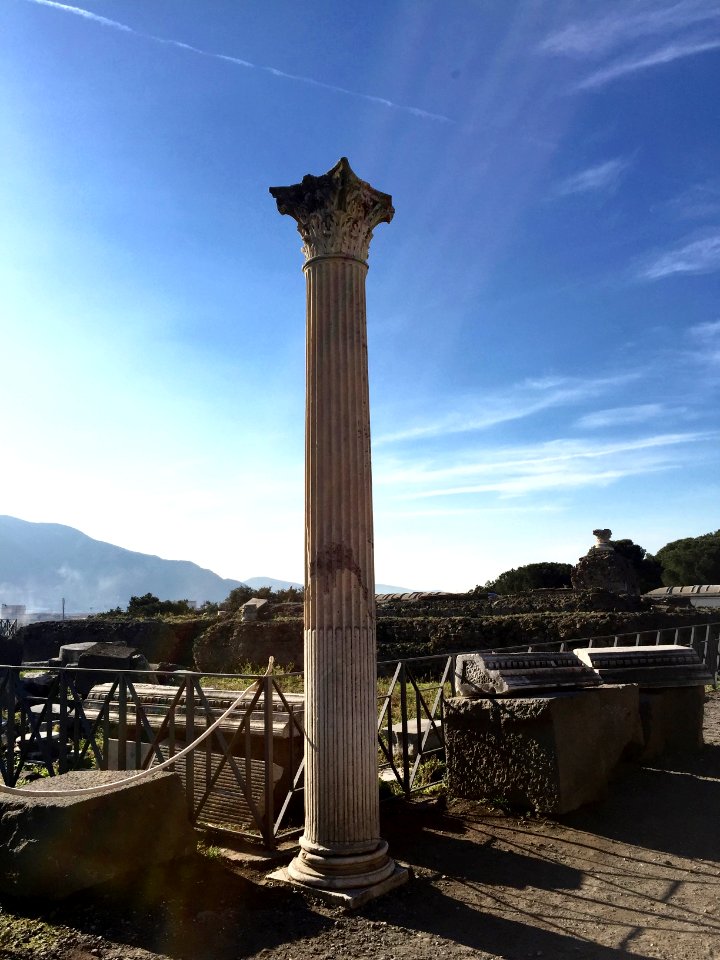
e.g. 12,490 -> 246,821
0,516 -> 409,613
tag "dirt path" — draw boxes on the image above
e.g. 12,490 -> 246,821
2,693 -> 719,960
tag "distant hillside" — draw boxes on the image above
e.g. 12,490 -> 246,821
0,516 -> 245,613
243,576 -> 413,593
243,576 -> 303,591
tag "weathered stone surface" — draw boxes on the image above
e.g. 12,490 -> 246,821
17,618 -> 204,666
445,686 -> 642,814
241,598 -> 269,622
455,651 -> 599,697
59,641 -> 97,664
193,618 -> 303,671
191,608 -> 714,672
76,642 -> 150,670
574,644 -> 713,688
67,642 -> 152,696
391,717 -> 443,758
572,530 -> 639,594
0,769 -> 195,898
637,686 -> 706,759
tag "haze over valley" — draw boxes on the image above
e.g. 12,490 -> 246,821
0,516 -> 409,613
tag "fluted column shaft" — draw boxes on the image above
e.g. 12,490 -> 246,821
302,254 -> 378,853
270,158 -> 399,892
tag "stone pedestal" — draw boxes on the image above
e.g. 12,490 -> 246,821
0,770 -> 195,898
445,686 -> 643,814
574,645 -> 709,759
270,159 -> 406,898
637,686 -> 706,759
571,529 -> 639,593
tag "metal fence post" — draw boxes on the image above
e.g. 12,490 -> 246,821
57,669 -> 69,773
263,674 -> 275,848
117,674 -> 127,772
399,661 -> 410,795
185,680 -> 195,820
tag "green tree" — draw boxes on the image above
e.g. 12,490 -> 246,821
484,562 -> 573,594
272,585 -> 304,603
223,585 -> 254,612
611,539 -> 663,593
222,584 -> 304,612
126,593 -> 194,617
655,530 -> 720,586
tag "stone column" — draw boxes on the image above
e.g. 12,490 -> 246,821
270,158 -> 404,896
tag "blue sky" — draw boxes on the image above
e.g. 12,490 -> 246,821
1,0 -> 719,593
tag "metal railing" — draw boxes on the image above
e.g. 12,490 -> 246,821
2,620 -> 718,846
0,619 -> 17,639
502,620 -> 720,679
377,653 -> 454,797
0,667 -> 305,848
374,620 -> 720,796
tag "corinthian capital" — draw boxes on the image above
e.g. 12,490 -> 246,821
270,157 -> 394,263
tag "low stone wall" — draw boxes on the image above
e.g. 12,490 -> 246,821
0,770 -> 195,898
192,608 -> 715,672
14,607 -> 716,674
193,618 -> 303,672
376,608 -> 716,661
16,618 -> 209,666
487,588 -> 650,615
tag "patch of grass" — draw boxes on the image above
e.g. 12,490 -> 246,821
197,842 -> 222,860
0,910 -> 65,957
414,755 -> 446,789
199,665 -> 304,695
16,763 -> 52,786
378,775 -> 405,800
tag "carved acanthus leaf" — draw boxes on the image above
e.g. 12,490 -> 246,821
270,157 -> 394,262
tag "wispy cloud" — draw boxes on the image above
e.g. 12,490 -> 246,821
640,232 -> 720,279
690,319 -> 720,340
23,0 -> 134,31
375,373 -> 640,445
376,432 -> 711,500
689,319 -> 720,363
540,2 -> 720,56
550,156 -> 632,198
539,1 -> 720,90
576,404 -> 665,429
578,38 -> 720,89
666,179 -> 720,220
22,0 -> 453,123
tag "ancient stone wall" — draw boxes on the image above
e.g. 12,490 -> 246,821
193,618 -> 303,672
14,605 -> 717,673
16,618 -> 208,665
195,607 -> 716,671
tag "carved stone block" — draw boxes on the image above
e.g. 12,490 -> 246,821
455,651 -> 600,697
445,686 -> 643,814
573,644 -> 712,688
0,770 -> 195,898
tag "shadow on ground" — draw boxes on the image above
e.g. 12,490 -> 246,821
3,699 -> 718,960
559,744 -> 720,863
2,855 -> 331,960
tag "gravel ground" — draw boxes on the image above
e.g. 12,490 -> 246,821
2,692 -> 719,960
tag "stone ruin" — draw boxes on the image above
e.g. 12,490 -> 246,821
446,644 -> 712,814
571,528 -> 639,594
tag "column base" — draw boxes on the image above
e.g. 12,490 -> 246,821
268,836 -> 409,906
268,862 -> 409,909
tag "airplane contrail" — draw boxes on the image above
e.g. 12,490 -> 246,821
22,0 -> 455,124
